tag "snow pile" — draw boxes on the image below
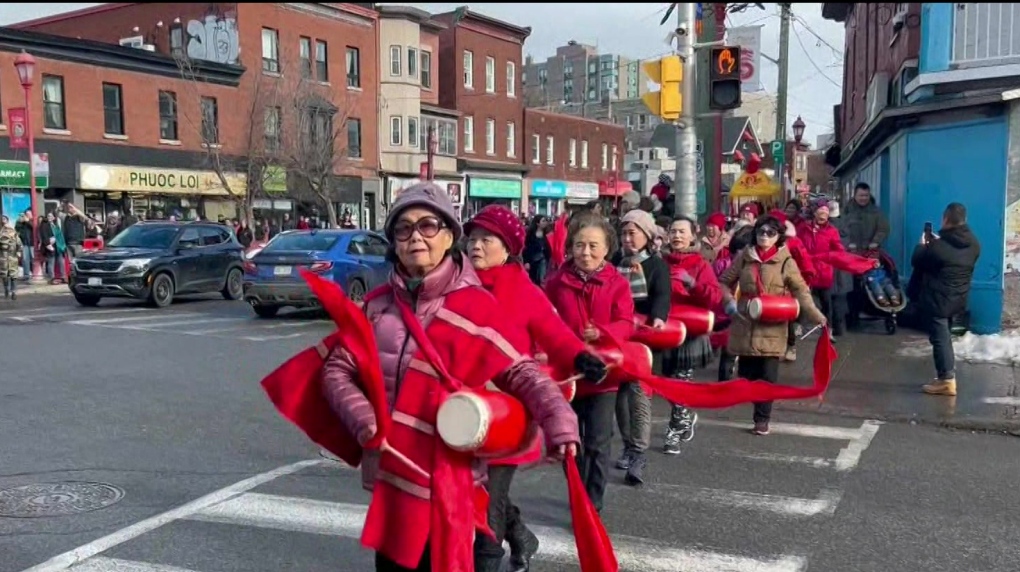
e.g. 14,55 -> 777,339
952,330 -> 1020,366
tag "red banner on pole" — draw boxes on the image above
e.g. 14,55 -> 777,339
8,107 -> 27,149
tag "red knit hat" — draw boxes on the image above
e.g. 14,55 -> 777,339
464,205 -> 526,256
705,212 -> 727,230
768,209 -> 788,225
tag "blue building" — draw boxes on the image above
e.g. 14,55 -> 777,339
822,3 -> 1020,334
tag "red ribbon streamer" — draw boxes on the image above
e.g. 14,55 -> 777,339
812,250 -> 879,276
565,453 -> 618,572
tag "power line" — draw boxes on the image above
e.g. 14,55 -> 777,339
792,22 -> 840,89
791,12 -> 843,58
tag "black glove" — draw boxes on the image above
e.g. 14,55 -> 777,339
574,351 -> 608,385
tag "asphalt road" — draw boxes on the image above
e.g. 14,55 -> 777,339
2,295 -> 1020,572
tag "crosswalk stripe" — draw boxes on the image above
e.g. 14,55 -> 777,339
68,313 -> 204,325
185,492 -> 807,572
633,484 -> 841,517
117,317 -> 249,330
70,557 -> 193,572
692,419 -> 862,441
10,308 -> 150,321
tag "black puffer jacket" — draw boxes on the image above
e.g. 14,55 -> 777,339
909,224 -> 981,318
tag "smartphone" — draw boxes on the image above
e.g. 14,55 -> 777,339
924,222 -> 933,234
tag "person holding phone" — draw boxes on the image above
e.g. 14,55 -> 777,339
909,203 -> 981,397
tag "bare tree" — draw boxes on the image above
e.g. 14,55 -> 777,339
280,78 -> 358,228
174,54 -> 285,226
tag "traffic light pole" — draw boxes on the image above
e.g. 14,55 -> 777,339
775,3 -> 792,179
674,2 -> 699,218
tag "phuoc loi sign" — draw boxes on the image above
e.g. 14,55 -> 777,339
78,163 -> 247,196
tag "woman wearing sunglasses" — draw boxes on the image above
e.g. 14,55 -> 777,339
718,214 -> 827,436
320,183 -> 579,572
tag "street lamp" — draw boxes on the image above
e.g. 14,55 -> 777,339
13,50 -> 41,281
792,115 -> 806,145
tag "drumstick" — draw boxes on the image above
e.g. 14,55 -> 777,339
380,439 -> 431,481
556,362 -> 620,385
798,324 -> 823,341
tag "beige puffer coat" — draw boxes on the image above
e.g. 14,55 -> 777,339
719,246 -> 825,358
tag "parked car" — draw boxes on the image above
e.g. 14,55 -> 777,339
69,221 -> 246,308
242,229 -> 389,318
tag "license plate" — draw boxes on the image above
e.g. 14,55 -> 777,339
87,277 -> 102,286
273,266 -> 292,276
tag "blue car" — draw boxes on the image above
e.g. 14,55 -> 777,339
242,229 -> 389,318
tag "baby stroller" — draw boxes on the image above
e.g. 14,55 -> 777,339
851,249 -> 907,335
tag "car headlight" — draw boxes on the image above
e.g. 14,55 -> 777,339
119,258 -> 153,271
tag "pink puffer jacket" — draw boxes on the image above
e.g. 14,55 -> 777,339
321,256 -> 578,491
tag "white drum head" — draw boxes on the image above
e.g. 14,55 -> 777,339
747,298 -> 763,320
436,393 -> 490,452
706,311 -> 715,332
640,344 -> 653,368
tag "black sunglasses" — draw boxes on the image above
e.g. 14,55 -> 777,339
756,226 -> 779,238
392,216 -> 446,242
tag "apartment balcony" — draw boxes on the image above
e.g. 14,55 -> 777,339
952,3 -> 1020,68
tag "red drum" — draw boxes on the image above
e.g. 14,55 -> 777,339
599,341 -> 654,384
669,304 -> 715,337
631,314 -> 687,350
436,389 -> 532,458
746,295 -> 800,323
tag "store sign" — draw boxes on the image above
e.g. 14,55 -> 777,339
0,157 -> 49,189
565,181 -> 599,200
469,177 -> 521,199
529,179 -> 567,198
388,177 -> 464,204
78,163 -> 247,196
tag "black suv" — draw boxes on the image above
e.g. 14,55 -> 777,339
69,221 -> 245,308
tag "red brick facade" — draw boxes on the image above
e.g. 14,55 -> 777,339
523,109 -> 625,183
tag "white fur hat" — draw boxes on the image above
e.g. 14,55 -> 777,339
827,200 -> 841,218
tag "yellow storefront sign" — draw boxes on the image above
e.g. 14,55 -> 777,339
730,170 -> 780,199
78,163 -> 247,196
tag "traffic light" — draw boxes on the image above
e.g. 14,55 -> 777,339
641,55 -> 684,121
709,46 -> 742,111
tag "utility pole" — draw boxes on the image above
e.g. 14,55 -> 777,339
674,2 -> 699,217
425,124 -> 436,181
774,3 -> 792,180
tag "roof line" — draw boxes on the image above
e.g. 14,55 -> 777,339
9,3 -> 138,29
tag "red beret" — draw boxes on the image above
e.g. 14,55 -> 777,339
463,205 -> 526,256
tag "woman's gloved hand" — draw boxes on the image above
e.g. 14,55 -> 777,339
574,351 -> 608,384
723,299 -> 739,316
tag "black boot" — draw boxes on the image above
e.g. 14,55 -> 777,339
506,511 -> 539,572
624,452 -> 646,486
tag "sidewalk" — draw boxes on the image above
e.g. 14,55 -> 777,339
10,281 -> 70,296
776,324 -> 1020,434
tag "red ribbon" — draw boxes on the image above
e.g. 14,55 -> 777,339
812,250 -> 879,276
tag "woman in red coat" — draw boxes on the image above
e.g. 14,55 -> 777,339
795,201 -> 844,338
464,205 -> 607,572
770,209 -> 816,362
545,210 -> 635,513
661,216 -> 724,454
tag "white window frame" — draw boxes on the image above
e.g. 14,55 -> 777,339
463,115 -> 474,152
485,118 -> 496,155
485,56 -> 495,93
408,116 -> 419,150
463,50 -> 474,88
506,121 -> 516,158
545,135 -> 554,165
569,138 -> 577,167
611,145 -> 618,171
601,143 -> 608,169
581,140 -> 589,168
390,116 -> 402,146
506,61 -> 516,97
389,46 -> 401,77
531,134 -> 541,164
407,46 -> 418,78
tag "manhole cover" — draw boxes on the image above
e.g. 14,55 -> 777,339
0,482 -> 125,518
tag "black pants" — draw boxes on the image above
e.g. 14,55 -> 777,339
718,349 -> 737,381
376,547 -> 431,572
831,294 -> 847,335
572,392 -> 616,511
928,315 -> 956,380
812,288 -> 833,326
528,259 -> 547,285
737,356 -> 781,423
475,465 -> 517,560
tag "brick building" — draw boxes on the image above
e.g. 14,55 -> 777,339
522,109 -> 625,216
431,8 -> 531,215
10,2 -> 380,226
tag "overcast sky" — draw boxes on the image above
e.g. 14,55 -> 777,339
1,3 -> 843,141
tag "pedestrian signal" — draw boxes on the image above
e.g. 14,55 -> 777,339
641,55 -> 684,121
709,46 -> 742,111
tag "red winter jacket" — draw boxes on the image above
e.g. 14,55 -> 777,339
545,262 -> 635,397
795,220 -> 844,289
784,235 -> 817,286
663,250 -> 724,311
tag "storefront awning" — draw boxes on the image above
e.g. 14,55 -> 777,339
599,179 -> 633,197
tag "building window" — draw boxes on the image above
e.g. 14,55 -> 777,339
390,116 -> 402,146
581,140 -> 589,168
305,109 -> 333,151
611,145 -> 618,171
463,51 -> 474,88
262,28 -> 279,73
102,82 -> 124,136
463,116 -> 474,152
315,40 -> 328,82
601,143 -> 608,169
485,57 -> 495,93
346,47 -> 361,88
795,153 -> 807,171
506,121 -> 515,158
390,45 -> 402,77
201,96 -> 218,144
158,90 -> 177,140
408,47 -> 418,78
569,139 -> 577,167
422,118 -> 457,156
420,51 -> 432,89
264,106 -> 281,151
347,118 -> 362,158
545,135 -> 554,165
506,61 -> 516,97
42,75 -> 65,130
531,134 -> 540,164
169,23 -> 184,56
408,116 -> 419,150
300,37 -> 312,78
485,118 -> 495,155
